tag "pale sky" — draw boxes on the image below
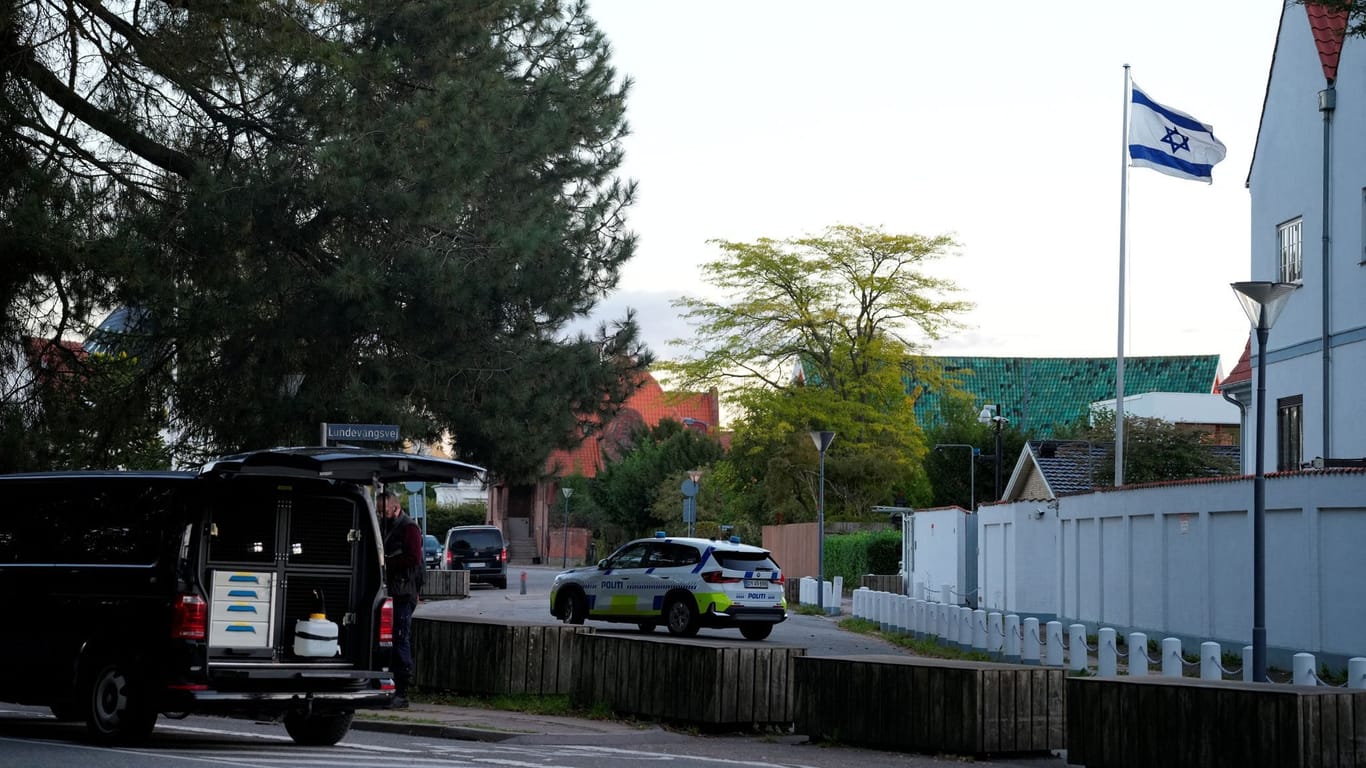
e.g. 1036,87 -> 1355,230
576,0 -> 1284,392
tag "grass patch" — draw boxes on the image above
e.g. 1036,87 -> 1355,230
794,604 -> 829,616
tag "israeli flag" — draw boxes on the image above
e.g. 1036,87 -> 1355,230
1128,82 -> 1226,183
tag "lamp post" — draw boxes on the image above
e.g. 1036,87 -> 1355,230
1232,280 -> 1297,683
560,487 -> 573,569
977,404 -> 1008,501
809,430 -> 835,613
933,443 -> 976,511
687,469 -> 702,537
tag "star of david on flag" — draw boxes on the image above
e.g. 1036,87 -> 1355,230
1128,82 -> 1226,183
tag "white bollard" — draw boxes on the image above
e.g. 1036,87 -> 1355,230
1045,621 -> 1064,666
1200,642 -> 1221,681
1022,617 -> 1040,664
1162,638 -> 1183,677
988,612 -> 1004,657
1128,633 -> 1148,677
1293,653 -> 1316,686
895,595 -> 907,633
972,609 -> 988,652
944,584 -> 956,606
914,581 -> 925,600
800,576 -> 815,605
912,599 -> 924,637
852,587 -> 864,618
1068,624 -> 1088,673
831,576 -> 843,614
960,607 -> 974,652
1004,614 -> 1021,662
1098,628 -> 1117,677
1350,658 -> 1366,690
945,604 -> 958,644
1243,646 -> 1253,683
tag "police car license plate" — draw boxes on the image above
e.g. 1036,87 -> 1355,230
744,579 -> 768,588
467,562 -> 485,568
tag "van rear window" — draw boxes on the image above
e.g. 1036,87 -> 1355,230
449,530 -> 501,550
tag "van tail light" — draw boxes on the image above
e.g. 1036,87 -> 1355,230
379,598 -> 394,645
499,547 -> 508,563
172,593 -> 207,640
445,549 -> 452,567
701,571 -> 741,584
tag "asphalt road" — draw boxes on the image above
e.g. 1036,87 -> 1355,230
418,564 -> 915,657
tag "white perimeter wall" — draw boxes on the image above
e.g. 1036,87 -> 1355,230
978,472 -> 1366,664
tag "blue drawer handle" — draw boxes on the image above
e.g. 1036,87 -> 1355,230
227,589 -> 258,598
226,605 -> 257,613
227,575 -> 260,583
225,625 -> 255,633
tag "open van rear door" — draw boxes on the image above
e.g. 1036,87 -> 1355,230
200,446 -> 486,484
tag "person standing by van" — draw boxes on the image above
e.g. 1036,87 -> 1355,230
379,489 -> 422,709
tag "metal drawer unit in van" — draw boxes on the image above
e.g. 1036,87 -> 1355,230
209,570 -> 276,649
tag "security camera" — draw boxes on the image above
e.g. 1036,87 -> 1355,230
1030,507 -> 1046,520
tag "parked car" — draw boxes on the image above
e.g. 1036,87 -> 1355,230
549,533 -> 787,640
443,524 -> 507,588
0,447 -> 483,745
423,534 -> 442,568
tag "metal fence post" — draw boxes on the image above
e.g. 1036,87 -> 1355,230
1350,657 -> 1366,690
1293,653 -> 1316,686
1098,628 -> 1117,677
1069,624 -> 1088,673
1004,614 -> 1021,662
1045,621 -> 1064,666
1023,617 -> 1041,665
1200,642 -> 1221,681
1161,638 -> 1183,677
972,609 -> 988,652
1128,632 -> 1148,676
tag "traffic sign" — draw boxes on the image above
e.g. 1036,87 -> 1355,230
323,423 -> 400,443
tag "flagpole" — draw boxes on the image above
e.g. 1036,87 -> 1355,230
1115,64 -> 1131,487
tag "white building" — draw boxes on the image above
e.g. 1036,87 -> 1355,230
1237,2 -> 1366,469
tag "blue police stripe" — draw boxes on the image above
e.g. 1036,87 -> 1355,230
692,547 -> 715,574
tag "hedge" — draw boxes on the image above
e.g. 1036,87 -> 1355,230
823,529 -> 902,588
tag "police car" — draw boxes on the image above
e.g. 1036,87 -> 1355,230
549,533 -> 787,640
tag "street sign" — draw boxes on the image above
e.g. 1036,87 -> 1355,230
681,479 -> 698,497
323,423 -> 400,443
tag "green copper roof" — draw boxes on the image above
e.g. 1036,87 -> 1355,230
914,355 -> 1220,437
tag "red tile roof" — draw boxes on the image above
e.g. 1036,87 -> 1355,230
1306,3 -> 1349,82
543,373 -> 720,479
1219,338 -> 1252,389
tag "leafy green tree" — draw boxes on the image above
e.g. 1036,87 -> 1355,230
662,225 -> 969,520
1069,412 -> 1238,487
591,419 -> 725,543
2,1 -> 648,478
923,391 -> 1026,509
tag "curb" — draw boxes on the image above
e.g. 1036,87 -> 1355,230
351,717 -> 517,742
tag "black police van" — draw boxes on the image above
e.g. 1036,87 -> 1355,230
0,447 -> 482,745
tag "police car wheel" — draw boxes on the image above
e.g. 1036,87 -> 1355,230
636,622 -> 656,633
665,596 -> 699,637
740,624 -> 773,641
559,590 -> 587,625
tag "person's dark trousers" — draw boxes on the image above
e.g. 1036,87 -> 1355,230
392,596 -> 417,697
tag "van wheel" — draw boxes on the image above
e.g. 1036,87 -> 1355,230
740,624 -> 773,641
84,659 -> 157,743
559,590 -> 587,625
665,595 -> 699,637
283,710 -> 354,746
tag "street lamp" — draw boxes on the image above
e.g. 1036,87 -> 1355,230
977,404 -> 1009,501
560,487 -> 573,569
809,430 -> 835,613
933,443 -> 977,511
682,416 -> 710,434
1231,280 -> 1297,683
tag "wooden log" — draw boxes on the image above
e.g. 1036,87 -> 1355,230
1066,675 -> 1366,768
421,569 -> 470,598
412,616 -> 592,696
568,632 -> 804,727
793,654 -> 1065,756
859,574 -> 904,594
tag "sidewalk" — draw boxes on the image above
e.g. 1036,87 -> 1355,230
352,701 -> 690,746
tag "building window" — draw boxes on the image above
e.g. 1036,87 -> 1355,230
1278,218 -> 1302,283
1277,395 -> 1303,471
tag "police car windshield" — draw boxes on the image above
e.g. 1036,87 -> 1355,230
712,551 -> 779,571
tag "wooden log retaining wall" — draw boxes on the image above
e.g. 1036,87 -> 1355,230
569,633 -> 805,727
1067,676 -> 1366,768
422,569 -> 470,599
794,654 -> 1065,755
413,616 -> 592,695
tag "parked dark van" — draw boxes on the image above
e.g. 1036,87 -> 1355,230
0,447 -> 482,745
442,525 -> 507,588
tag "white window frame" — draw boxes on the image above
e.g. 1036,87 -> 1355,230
1278,217 -> 1302,283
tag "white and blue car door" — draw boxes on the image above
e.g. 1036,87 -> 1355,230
594,542 -> 649,618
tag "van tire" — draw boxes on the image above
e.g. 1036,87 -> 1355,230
283,710 -> 354,746
664,595 -> 700,637
84,658 -> 157,744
